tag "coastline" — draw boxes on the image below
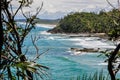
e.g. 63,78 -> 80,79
18,22 -> 119,41
64,33 -> 107,38
49,32 -> 109,39
35,23 -> 56,28
17,22 -> 57,29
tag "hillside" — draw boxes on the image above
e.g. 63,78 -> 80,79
48,9 -> 120,39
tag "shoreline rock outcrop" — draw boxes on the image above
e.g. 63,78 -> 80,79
70,48 -> 100,53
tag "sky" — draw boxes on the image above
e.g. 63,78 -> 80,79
12,0 -> 118,19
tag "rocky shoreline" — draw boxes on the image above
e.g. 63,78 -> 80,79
47,27 -> 120,55
66,33 -> 108,39
48,31 -> 109,40
70,47 -> 114,55
48,29 -> 120,41
47,27 -> 109,39
70,47 -> 100,53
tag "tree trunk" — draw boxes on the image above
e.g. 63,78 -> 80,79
108,43 -> 120,80
0,0 -> 3,64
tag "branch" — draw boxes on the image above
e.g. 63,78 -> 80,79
106,0 -> 116,9
31,35 -> 49,61
32,49 -> 49,62
20,2 -> 43,44
13,0 -> 24,18
31,35 -> 39,55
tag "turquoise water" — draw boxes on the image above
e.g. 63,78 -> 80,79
22,24 -> 119,80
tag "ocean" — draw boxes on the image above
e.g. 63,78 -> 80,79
21,23 -> 119,80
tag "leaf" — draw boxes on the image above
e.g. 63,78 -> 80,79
113,20 -> 119,26
27,66 -> 37,72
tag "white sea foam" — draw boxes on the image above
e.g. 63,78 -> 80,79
84,37 -> 94,41
98,62 -> 108,66
70,52 -> 80,55
49,36 -> 115,49
66,50 -> 72,53
47,37 -> 55,40
68,38 -> 83,41
40,31 -> 51,35
36,24 -> 56,29
71,51 -> 97,56
74,39 -> 115,49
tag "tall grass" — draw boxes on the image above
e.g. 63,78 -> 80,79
71,71 -> 110,80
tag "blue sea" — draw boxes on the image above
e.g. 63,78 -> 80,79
21,23 -> 119,80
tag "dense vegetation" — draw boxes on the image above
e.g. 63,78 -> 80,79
1,0 -> 120,80
48,9 -> 120,39
1,0 -> 49,80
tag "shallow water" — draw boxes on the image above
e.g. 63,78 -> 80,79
23,24 -> 119,80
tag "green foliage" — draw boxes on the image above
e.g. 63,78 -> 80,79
49,9 -> 120,39
1,0 -> 49,80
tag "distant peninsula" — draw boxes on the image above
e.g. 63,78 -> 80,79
47,9 -> 120,39
16,19 -> 60,25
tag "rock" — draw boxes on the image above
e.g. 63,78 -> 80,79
47,27 -> 64,33
70,48 -> 100,53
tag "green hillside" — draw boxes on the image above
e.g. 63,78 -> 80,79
48,9 -> 120,39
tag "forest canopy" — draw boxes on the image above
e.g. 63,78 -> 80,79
48,9 -> 120,39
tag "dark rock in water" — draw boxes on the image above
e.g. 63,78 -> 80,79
70,48 -> 100,53
47,27 -> 64,33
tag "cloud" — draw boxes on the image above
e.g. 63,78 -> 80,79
39,0 -> 118,19
39,11 -> 67,19
12,0 -> 118,19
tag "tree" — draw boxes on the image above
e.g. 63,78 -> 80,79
0,0 -> 4,79
0,0 -> 49,80
0,0 -> 3,65
106,0 -> 120,80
